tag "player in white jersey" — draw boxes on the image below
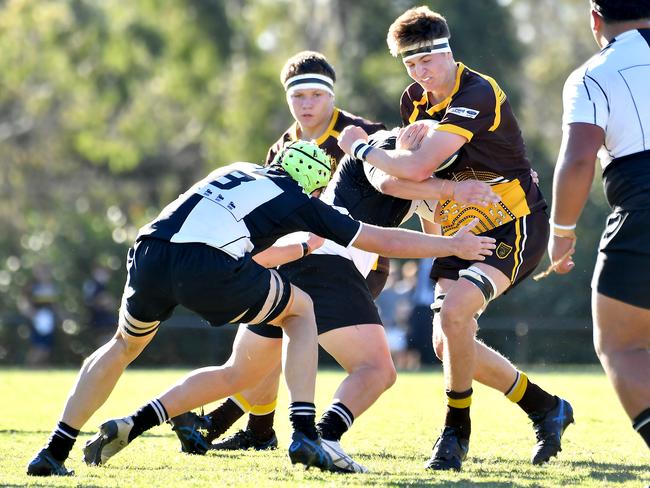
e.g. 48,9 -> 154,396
26,141 -> 496,476
548,0 -> 650,449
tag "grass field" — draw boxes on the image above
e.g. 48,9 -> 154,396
1,366 -> 648,487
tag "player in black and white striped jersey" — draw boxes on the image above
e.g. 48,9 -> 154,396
549,0 -> 650,450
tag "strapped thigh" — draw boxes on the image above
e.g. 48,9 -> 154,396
119,307 -> 160,338
430,292 -> 446,314
458,265 -> 497,308
231,269 -> 292,325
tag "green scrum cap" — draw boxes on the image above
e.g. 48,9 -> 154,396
275,140 -> 333,194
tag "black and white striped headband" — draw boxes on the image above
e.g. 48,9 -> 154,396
284,73 -> 335,97
400,38 -> 451,61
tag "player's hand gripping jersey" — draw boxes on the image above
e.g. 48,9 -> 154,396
400,63 -> 546,236
312,130 -> 419,277
137,162 -> 362,257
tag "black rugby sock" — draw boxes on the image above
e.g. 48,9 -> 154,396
207,398 -> 245,438
247,411 -> 276,441
128,399 -> 168,442
44,421 -> 79,462
632,407 -> 650,448
289,402 -> 318,440
317,402 -> 354,442
506,371 -> 556,416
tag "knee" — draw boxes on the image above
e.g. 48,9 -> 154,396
360,357 -> 397,392
439,301 -> 475,339
382,360 -> 398,389
115,334 -> 148,363
593,333 -> 608,361
432,332 -> 445,361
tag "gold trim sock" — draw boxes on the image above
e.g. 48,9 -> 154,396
506,371 -> 556,416
445,388 -> 472,441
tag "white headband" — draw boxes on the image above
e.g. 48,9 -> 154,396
284,73 -> 335,96
400,38 -> 451,61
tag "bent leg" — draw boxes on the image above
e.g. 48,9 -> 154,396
593,292 -> 650,419
62,316 -> 158,429
269,285 -> 318,404
433,323 -> 517,393
319,323 -> 396,417
158,325 -> 281,417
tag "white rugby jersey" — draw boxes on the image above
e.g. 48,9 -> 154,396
137,162 -> 362,260
562,29 -> 650,169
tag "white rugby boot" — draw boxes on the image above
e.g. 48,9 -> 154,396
320,438 -> 368,473
83,417 -> 134,466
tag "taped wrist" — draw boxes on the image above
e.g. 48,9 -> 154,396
350,139 -> 373,161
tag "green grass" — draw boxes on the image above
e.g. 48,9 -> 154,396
1,366 -> 648,487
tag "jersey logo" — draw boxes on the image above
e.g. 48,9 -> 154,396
496,242 -> 513,259
448,107 -> 479,119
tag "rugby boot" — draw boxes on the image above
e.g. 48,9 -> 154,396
288,431 -> 338,472
425,426 -> 469,471
530,396 -> 574,465
83,417 -> 134,466
321,438 -> 368,473
210,428 -> 278,451
169,411 -> 211,455
26,448 -> 74,476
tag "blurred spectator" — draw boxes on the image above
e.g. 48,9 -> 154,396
376,260 -> 420,370
406,258 -> 437,366
83,265 -> 118,347
23,264 -> 59,366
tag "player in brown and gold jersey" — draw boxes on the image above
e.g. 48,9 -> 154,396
339,6 -> 573,472
266,51 -> 388,298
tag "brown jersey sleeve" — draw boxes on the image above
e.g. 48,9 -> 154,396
264,132 -> 293,166
436,76 -> 503,142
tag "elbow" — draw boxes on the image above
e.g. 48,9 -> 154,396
409,165 -> 434,182
376,177 -> 400,196
558,156 -> 596,177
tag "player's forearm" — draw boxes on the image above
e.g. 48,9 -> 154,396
376,175 -> 452,200
253,243 -> 306,268
366,147 -> 433,182
353,224 -> 454,258
551,156 -> 596,226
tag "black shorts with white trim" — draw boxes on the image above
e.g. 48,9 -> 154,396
121,237 -> 291,331
593,209 -> 650,309
248,254 -> 382,339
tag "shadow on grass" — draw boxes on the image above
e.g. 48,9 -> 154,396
568,459 -> 649,482
467,455 -> 648,485
1,429 -> 171,438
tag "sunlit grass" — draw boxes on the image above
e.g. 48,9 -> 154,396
1,366 -> 648,487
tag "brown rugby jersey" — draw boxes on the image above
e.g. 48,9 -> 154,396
265,107 -> 386,166
400,62 -> 546,236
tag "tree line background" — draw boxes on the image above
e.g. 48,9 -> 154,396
0,0 -> 606,365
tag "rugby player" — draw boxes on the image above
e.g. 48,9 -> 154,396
338,6 -> 574,471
